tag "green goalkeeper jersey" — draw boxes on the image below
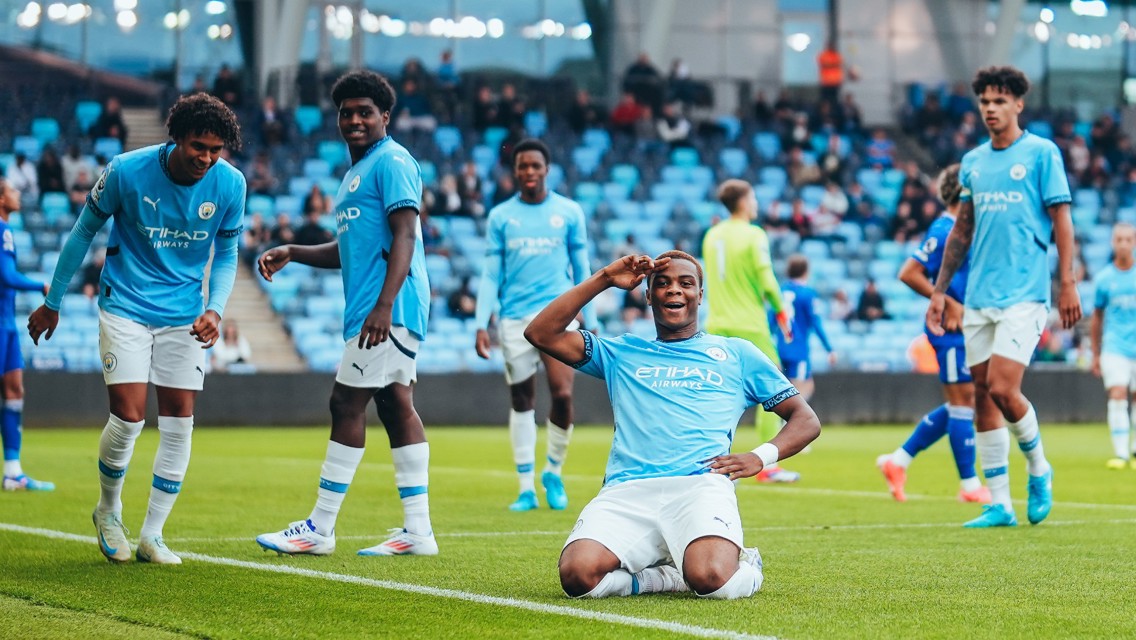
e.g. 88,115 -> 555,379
701,218 -> 785,336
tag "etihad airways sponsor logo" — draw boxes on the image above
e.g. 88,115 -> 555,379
636,365 -> 724,389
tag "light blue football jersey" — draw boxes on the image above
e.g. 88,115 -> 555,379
573,330 -> 798,486
475,192 -> 597,329
46,143 -> 245,326
333,136 -> 429,342
1094,263 -> 1136,359
959,131 -> 1071,309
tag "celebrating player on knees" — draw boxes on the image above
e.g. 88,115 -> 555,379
27,93 -> 246,564
526,252 -> 820,599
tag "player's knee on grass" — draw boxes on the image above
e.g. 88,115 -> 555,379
559,541 -> 620,597
682,538 -> 740,595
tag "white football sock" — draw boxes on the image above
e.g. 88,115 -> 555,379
509,409 -> 536,493
960,476 -> 982,492
699,562 -> 764,599
544,421 -> 573,475
1108,399 -> 1130,459
1008,404 -> 1050,476
977,428 -> 1012,511
140,416 -> 193,538
392,442 -> 432,536
309,440 -> 364,535
890,447 -> 914,468
580,570 -> 634,598
97,414 -> 145,514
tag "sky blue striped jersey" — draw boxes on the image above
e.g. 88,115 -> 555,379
1093,263 -> 1136,359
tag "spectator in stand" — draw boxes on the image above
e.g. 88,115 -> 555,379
856,279 -> 891,322
447,276 -> 477,321
421,214 -> 447,257
817,39 -> 846,109
852,199 -> 888,235
786,198 -> 813,238
752,90 -> 773,129
840,93 -> 864,134
68,166 -> 96,213
889,201 -> 920,243
471,86 -> 499,134
211,64 -> 242,108
1066,135 -> 1091,183
497,83 -> 526,130
818,133 -> 845,183
61,144 -> 94,192
80,250 -> 105,300
187,74 -> 209,95
865,128 -> 896,168
436,50 -> 460,122
818,180 -> 849,223
783,112 -> 814,152
270,212 -> 295,245
913,93 -> 948,145
458,162 -> 485,218
241,213 -> 271,266
667,58 -> 696,107
246,151 -> 279,195
622,52 -> 663,109
1091,113 -> 1121,164
1082,154 -> 1111,190
786,147 -> 822,189
212,320 -> 253,373
656,102 -> 692,149
621,286 -> 649,328
567,89 -> 605,135
302,185 -> 330,217
256,96 -> 289,148
945,82 -> 975,123
435,174 -> 464,216
393,79 -> 438,134
91,96 -> 128,148
829,288 -> 854,322
36,148 -> 65,196
491,174 -> 515,208
610,92 -> 645,137
5,153 -> 37,203
294,208 -> 333,246
400,57 -> 429,88
772,90 -> 797,130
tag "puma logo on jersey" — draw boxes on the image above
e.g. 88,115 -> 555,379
143,196 -> 161,211
351,362 -> 368,375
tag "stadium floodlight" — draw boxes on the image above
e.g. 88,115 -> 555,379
113,0 -> 135,10
1034,21 -> 1051,42
1070,0 -> 1107,18
379,17 -> 406,37
487,18 -> 504,38
116,9 -> 136,30
359,10 -> 380,33
46,2 -> 66,21
64,3 -> 88,24
1040,7 -> 1055,23
16,2 -> 41,27
786,32 -> 811,52
204,0 -> 225,15
207,24 -> 220,39
570,22 -> 592,40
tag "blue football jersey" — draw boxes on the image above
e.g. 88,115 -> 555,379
475,192 -> 596,329
333,136 -> 429,342
46,143 -> 245,326
0,220 -> 45,331
573,331 -> 798,486
959,131 -> 1071,308
914,213 -> 969,347
1094,263 -> 1136,359
773,280 -> 832,363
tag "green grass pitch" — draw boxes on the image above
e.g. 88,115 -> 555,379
2,423 -> 1135,639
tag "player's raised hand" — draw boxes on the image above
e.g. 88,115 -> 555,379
190,310 -> 222,348
475,328 -> 492,359
925,291 -> 947,336
706,451 -> 764,481
27,305 -> 59,346
601,255 -> 670,290
257,246 -> 292,282
1058,284 -> 1082,329
359,301 -> 393,349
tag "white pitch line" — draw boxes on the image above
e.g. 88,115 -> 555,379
0,522 -> 775,640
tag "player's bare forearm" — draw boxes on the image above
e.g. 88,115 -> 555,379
289,241 -> 341,269
770,394 -> 822,459
1090,309 -> 1103,360
933,202 -> 973,294
524,271 -> 608,364
1050,203 -> 1077,286
898,258 -> 934,299
374,208 -> 417,310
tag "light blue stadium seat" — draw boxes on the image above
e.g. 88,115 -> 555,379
303,158 -> 331,180
294,106 -> 323,136
11,230 -> 32,256
759,166 -> 787,191
799,239 -> 831,261
881,168 -> 906,188
604,219 -> 632,244
716,115 -> 741,142
609,164 -> 639,190
94,137 -> 123,158
524,111 -> 548,137
318,177 -> 340,197
811,258 -> 846,281
472,145 -> 497,177
642,200 -> 671,221
868,259 -> 899,281
434,126 -> 463,156
288,176 -> 314,197
40,251 -> 60,274
753,184 -> 780,210
31,118 -> 60,145
603,182 -> 631,202
321,274 -> 344,297
483,126 -> 508,150
660,165 -> 687,185
449,217 -> 477,240
856,167 -> 883,194
753,132 -> 781,161
246,194 -> 274,217
1074,188 -> 1101,211
688,166 -> 714,188
719,148 -> 748,177
275,195 -> 301,217
670,147 -> 700,168
547,163 -> 564,192
308,345 -> 343,373
61,293 -> 96,317
1072,206 -> 1098,229
418,160 -> 438,187
874,186 -> 902,214
574,181 -> 603,205
317,140 -> 348,169
75,101 -> 102,134
417,347 -> 464,374
41,192 -> 69,215
689,201 -> 721,227
425,254 -> 452,284
836,222 -> 863,248
304,296 -> 342,320
612,201 -> 641,220
572,147 -> 602,176
650,183 -> 681,204
13,136 -> 42,161
1027,121 -> 1053,139
799,185 -> 826,208
582,128 -> 611,152
677,184 -> 707,206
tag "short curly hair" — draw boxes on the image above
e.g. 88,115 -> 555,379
166,93 -> 242,151
652,249 -> 704,287
331,70 -> 396,113
512,138 -> 551,167
972,66 -> 1030,98
937,163 -> 962,207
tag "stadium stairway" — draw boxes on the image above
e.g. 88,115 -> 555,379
218,264 -> 306,372
122,107 -> 169,151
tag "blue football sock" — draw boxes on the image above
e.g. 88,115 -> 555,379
901,403 -> 949,458
946,405 -> 978,480
1,400 -> 23,464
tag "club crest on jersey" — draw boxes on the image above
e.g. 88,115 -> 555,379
198,202 -> 217,220
349,175 -> 361,192
102,352 -> 117,373
1010,164 -> 1027,180
706,347 -> 728,361
549,215 -> 565,229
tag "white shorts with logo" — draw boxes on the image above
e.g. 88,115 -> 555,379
962,302 -> 1048,367
499,314 -> 579,385
563,474 -> 744,574
1100,352 -> 1136,390
335,326 -> 419,389
99,308 -> 206,390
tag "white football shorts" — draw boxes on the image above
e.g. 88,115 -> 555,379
962,302 -> 1048,367
335,326 -> 419,389
1100,352 -> 1136,391
99,308 -> 206,390
563,474 -> 744,574
499,314 -> 579,385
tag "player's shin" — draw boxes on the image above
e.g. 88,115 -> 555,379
977,428 -> 1012,511
97,414 -> 145,514
140,416 -> 193,538
1009,403 -> 1050,476
1107,399 -> 1130,459
309,440 -> 365,535
392,442 -> 431,535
